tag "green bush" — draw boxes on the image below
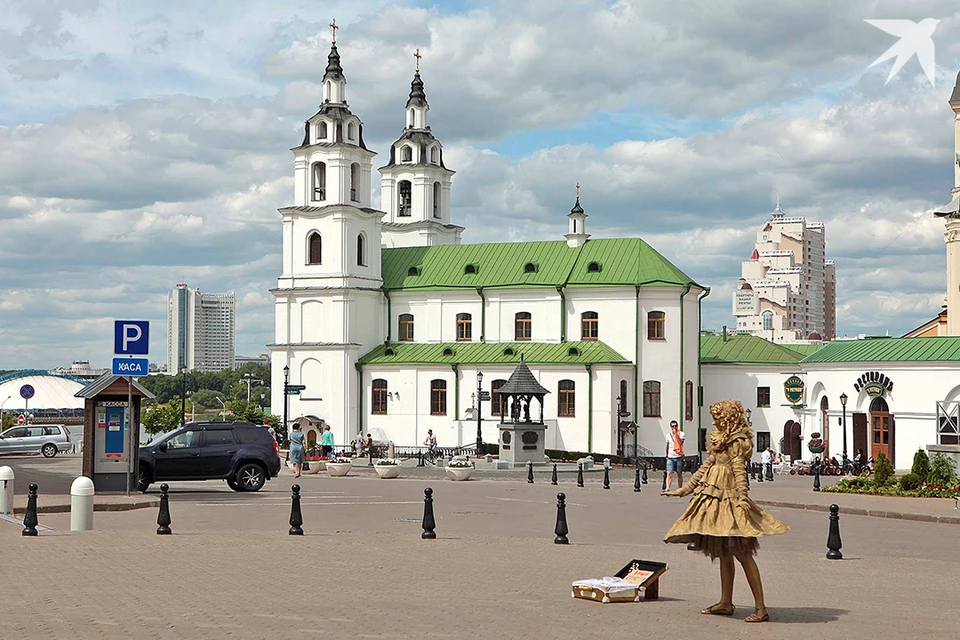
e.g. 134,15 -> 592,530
911,450 -> 930,483
927,453 -> 958,487
897,472 -> 922,491
873,452 -> 894,488
836,476 -> 872,491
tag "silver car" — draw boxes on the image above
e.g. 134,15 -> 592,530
0,424 -> 72,458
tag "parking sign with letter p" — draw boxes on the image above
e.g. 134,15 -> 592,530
114,320 -> 150,355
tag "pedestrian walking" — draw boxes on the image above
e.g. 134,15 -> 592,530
289,423 -> 306,478
321,424 -> 334,457
760,447 -> 772,481
664,420 -> 685,491
262,417 -> 277,442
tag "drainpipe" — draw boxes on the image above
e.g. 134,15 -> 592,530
586,364 -> 594,452
696,287 -> 710,464
477,287 -> 486,342
634,285 -> 641,460
355,362 -> 363,439
382,290 -> 392,342
679,283 -> 691,438
556,286 -> 567,342
451,363 -> 460,440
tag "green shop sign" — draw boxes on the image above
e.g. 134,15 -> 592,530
783,376 -> 804,404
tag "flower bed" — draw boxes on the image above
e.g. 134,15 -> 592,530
445,459 -> 475,481
823,475 -> 960,499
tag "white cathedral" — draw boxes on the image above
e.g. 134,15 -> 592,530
268,34 -> 707,458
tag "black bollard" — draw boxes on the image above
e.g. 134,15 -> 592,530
418,450 -> 424,467
289,484 -> 304,535
527,461 -> 534,484
641,464 -> 648,484
554,492 -> 569,544
813,462 -> 821,492
577,463 -> 584,488
21,483 -> 39,537
826,504 -> 843,560
634,467 -> 642,492
687,541 -> 700,551
156,483 -> 172,535
662,471 -> 667,492
551,463 -> 558,486
602,465 -> 610,489
421,487 -> 437,539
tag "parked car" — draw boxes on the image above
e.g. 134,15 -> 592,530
0,424 -> 71,458
137,421 -> 282,492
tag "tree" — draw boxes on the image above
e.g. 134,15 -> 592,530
190,389 -> 223,411
143,398 -> 184,435
873,451 -> 894,487
911,449 -> 930,483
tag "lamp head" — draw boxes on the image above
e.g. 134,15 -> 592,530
283,365 -> 290,375
840,392 -> 848,407
477,371 -> 483,384
745,408 -> 752,420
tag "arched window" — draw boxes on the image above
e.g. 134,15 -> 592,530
514,312 -> 532,341
398,180 -> 412,216
432,181 -> 441,218
587,261 -> 601,273
558,380 -> 575,417
307,232 -> 322,265
581,311 -> 598,340
372,379 -> 388,415
312,162 -> 326,201
317,121 -> 327,141
762,310 -> 774,331
491,379 -> 507,416
647,311 -> 665,340
685,380 -> 694,421
398,313 -> 414,342
456,313 -> 472,341
430,146 -> 439,164
324,80 -> 332,100
347,122 -> 356,141
820,395 -> 830,454
870,396 -> 890,453
430,379 -> 447,415
357,233 -> 366,267
350,163 -> 359,202
619,380 -> 628,414
401,145 -> 413,162
642,380 -> 661,417
408,108 -> 415,127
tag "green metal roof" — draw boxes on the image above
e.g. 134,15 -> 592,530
784,343 -> 827,356
358,341 -> 631,366
699,334 -> 807,365
380,238 -> 701,291
800,337 -> 960,363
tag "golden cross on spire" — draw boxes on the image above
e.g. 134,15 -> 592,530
329,18 -> 338,44
414,48 -> 421,73
575,182 -> 580,199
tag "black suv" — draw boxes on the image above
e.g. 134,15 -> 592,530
138,421 -> 282,492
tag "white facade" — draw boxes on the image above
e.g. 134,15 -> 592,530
166,284 -> 236,373
733,202 -> 834,343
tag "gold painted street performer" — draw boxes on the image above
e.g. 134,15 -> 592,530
661,400 -> 789,623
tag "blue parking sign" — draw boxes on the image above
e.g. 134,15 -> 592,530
114,320 -> 150,355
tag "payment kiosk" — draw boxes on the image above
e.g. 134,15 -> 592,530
75,374 -> 154,492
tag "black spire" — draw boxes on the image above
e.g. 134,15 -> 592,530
570,197 -> 584,215
323,44 -> 345,83
406,72 -> 428,109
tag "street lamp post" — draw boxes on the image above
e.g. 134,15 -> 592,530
476,371 -> 484,456
283,365 -> 290,438
0,395 -> 10,428
180,366 -> 188,426
216,397 -> 226,422
840,392 -> 848,464
243,372 -> 264,402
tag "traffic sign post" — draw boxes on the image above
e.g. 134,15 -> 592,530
17,414 -> 25,426
286,385 -> 306,395
19,384 -> 34,418
113,320 -> 150,496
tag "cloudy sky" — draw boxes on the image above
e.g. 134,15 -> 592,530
2,0 -> 960,369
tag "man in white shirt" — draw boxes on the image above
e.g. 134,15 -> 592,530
665,420 -> 685,490
761,447 -> 772,481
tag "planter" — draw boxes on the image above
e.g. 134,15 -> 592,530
375,464 -> 402,479
301,460 -> 325,475
445,466 -> 474,481
808,447 -> 825,454
327,462 -> 352,477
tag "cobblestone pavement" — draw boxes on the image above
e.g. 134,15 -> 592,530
3,472 -> 958,640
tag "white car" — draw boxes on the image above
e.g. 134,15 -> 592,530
0,424 -> 72,457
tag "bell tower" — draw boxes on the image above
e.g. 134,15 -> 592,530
379,49 -> 462,247
564,184 -> 590,248
934,71 -> 960,336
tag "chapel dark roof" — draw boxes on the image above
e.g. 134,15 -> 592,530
406,72 -> 428,109
495,356 -> 550,396
323,44 -> 345,82
951,70 -> 960,103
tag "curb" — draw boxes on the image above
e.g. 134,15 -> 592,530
755,499 -> 960,526
13,500 -> 160,516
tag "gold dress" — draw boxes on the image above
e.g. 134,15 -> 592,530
664,426 -> 789,559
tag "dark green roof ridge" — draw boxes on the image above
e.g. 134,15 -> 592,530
358,341 -> 630,366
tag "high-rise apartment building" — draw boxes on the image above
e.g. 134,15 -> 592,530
732,202 -> 836,343
167,284 -> 236,373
